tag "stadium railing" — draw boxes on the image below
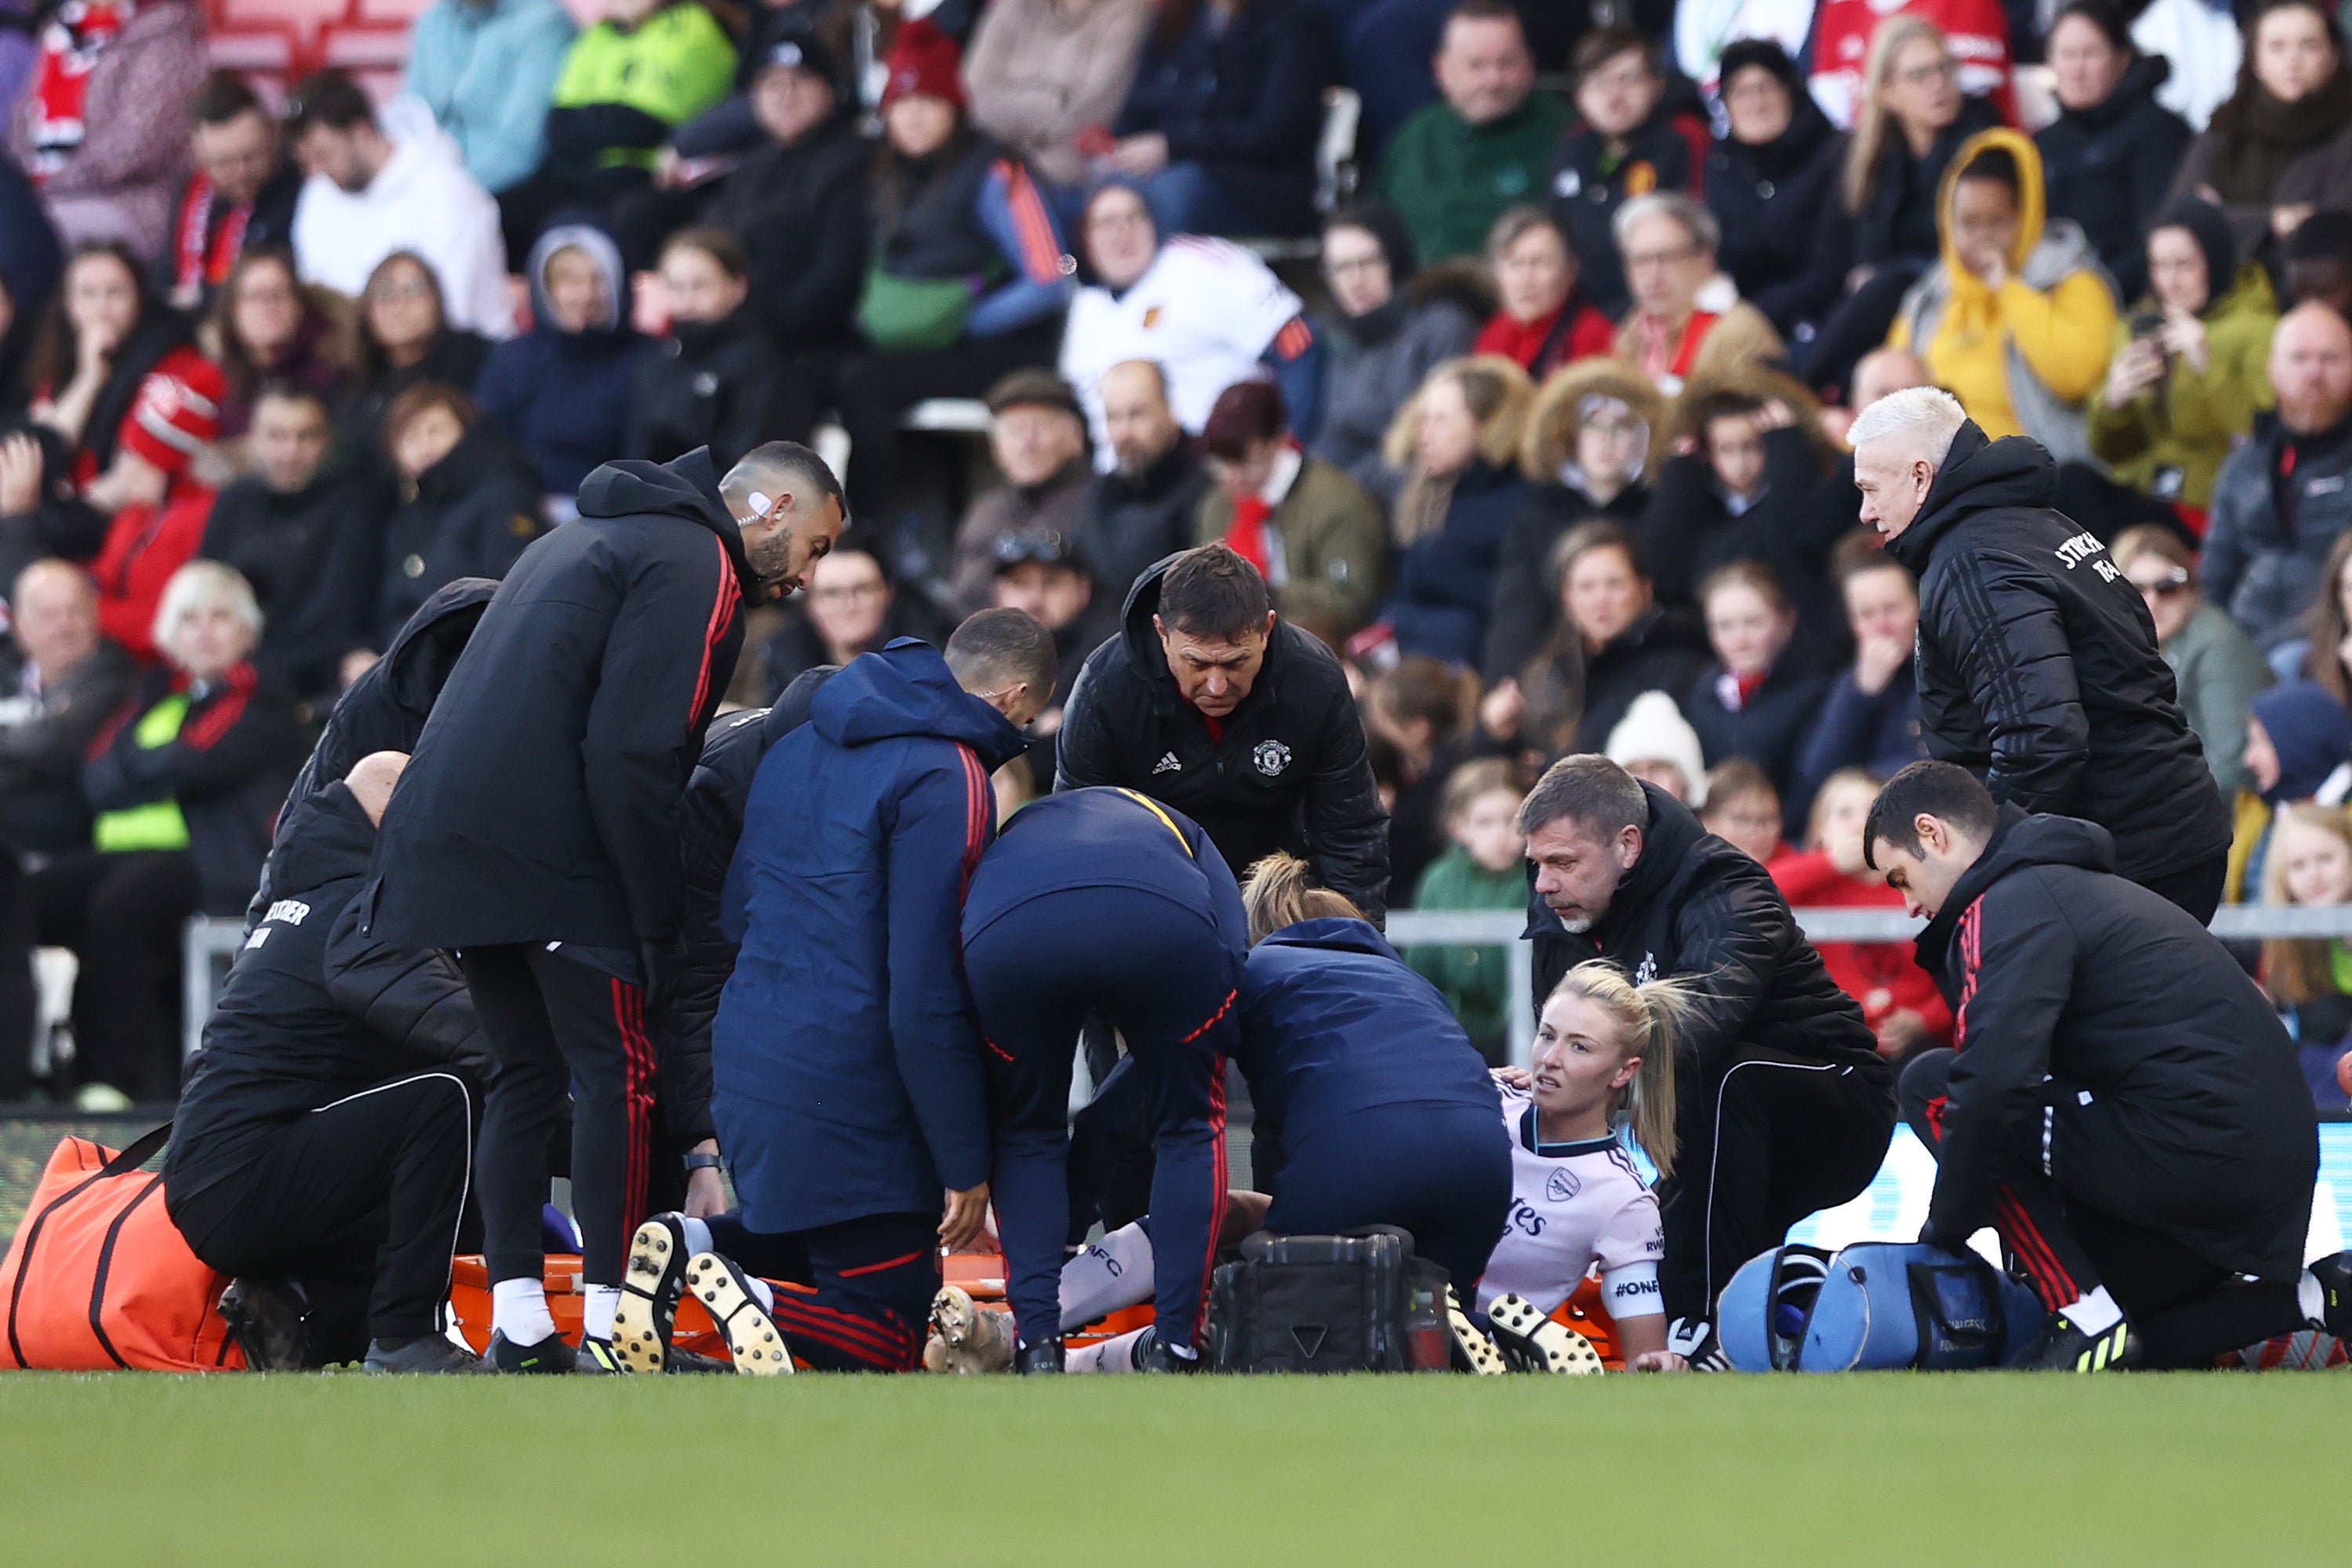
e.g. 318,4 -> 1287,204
177,904 -> 2352,1065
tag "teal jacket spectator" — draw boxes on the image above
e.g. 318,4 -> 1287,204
405,0 -> 578,195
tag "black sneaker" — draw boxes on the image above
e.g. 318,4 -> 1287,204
2307,1252 -> 2352,1339
615,1215 -> 691,1375
364,1334 -> 487,1374
1014,1335 -> 1065,1374
485,1329 -> 577,1374
1667,1317 -> 1730,1373
1135,1329 -> 1206,1373
2009,1312 -> 2140,1372
218,1278 -> 310,1371
572,1336 -> 625,1374
665,1347 -> 731,1374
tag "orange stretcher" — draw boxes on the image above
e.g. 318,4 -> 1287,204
446,1252 -> 1624,1370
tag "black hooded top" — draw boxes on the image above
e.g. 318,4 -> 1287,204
1704,41 -> 1852,334
1911,806 -> 2314,1279
168,782 -> 489,1196
1054,554 -> 1391,920
245,576 -> 497,928
365,449 -> 751,950
1883,421 -> 2230,883
1523,781 -> 1884,1108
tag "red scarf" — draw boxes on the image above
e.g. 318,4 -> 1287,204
1225,492 -> 1273,576
1633,309 -> 1720,384
172,176 -> 252,295
30,0 -> 133,180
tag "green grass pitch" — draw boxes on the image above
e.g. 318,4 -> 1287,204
2,1372 -> 2343,1565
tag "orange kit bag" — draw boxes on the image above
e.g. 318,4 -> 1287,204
0,1125 -> 245,1371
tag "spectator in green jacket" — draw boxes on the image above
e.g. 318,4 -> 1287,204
500,0 -> 737,263
1405,756 -> 1528,1064
1371,0 -> 1569,267
2089,198 -> 2279,527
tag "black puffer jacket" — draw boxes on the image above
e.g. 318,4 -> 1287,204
1884,420 -> 2230,884
166,782 -> 488,1198
246,577 -> 495,927
1055,555 -> 1391,920
1635,430 -> 1849,630
371,425 -> 546,651
662,666 -> 837,1149
2033,55 -> 2192,303
702,115 -> 870,350
367,450 -> 751,951
1525,780 -> 1885,1101
1704,82 -> 1849,336
1911,808 -> 2314,1278
625,306 -> 779,472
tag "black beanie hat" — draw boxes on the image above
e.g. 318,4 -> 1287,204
2154,198 -> 2238,293
1715,38 -> 1805,98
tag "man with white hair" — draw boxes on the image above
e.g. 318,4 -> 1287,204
1852,387 -> 2231,918
1610,192 -> 1783,394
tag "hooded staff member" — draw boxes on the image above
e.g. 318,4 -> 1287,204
365,441 -> 843,1372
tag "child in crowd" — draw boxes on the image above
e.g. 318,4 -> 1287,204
1480,960 -> 1690,1373
1771,767 -> 1950,1064
1603,688 -> 1707,806
2259,803 -> 2352,1108
1405,758 -> 1528,1065
626,227 -> 779,471
1682,560 -> 1827,804
1698,757 -> 1784,867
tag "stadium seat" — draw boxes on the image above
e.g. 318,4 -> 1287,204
205,24 -> 300,93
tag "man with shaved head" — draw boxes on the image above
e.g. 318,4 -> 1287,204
166,750 -> 492,1374
1853,387 -> 2230,919
2202,303 -> 2352,653
366,441 -> 843,1373
1078,360 -> 1210,601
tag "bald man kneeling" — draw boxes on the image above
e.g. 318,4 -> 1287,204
163,752 -> 494,1374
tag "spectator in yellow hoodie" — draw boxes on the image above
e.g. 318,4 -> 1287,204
1889,127 -> 2118,466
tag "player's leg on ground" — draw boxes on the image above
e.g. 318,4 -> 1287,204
769,1213 -> 940,1371
2068,1202 -> 2310,1367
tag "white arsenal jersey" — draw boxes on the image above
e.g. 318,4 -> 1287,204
1475,1087 -> 1665,1319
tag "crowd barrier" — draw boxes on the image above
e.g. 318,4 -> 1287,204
178,904 -> 2352,1066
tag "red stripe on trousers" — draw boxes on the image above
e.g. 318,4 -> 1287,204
773,1298 -> 916,1367
769,1308 -> 904,1368
779,1292 -> 912,1355
1995,1189 -> 2079,1308
1193,1053 -> 1228,1350
838,1248 -> 927,1279
608,978 -> 658,1260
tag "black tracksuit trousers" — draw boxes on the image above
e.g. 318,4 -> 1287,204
459,944 -> 657,1290
165,1069 -> 475,1359
1657,1046 -> 1896,1325
1901,1049 -> 2310,1368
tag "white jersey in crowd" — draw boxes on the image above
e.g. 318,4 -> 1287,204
1475,1087 -> 1664,1322
1061,236 -> 1305,471
291,95 -> 516,341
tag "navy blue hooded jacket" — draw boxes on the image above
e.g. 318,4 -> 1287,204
474,220 -> 655,495
367,450 -> 748,951
1236,917 -> 1500,1149
713,638 -> 1026,1232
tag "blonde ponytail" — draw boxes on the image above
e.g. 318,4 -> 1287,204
1543,960 -> 1697,1178
1240,851 -> 1363,943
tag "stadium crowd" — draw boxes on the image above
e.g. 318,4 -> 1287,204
6,0 -> 2352,1375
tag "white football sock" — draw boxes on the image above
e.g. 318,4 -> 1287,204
2299,1269 -> 2326,1327
1064,1327 -> 1151,1374
1059,1223 -> 1156,1331
583,1284 -> 620,1341
2061,1287 -> 2122,1334
745,1273 -> 775,1312
491,1278 -> 557,1345
679,1214 -> 713,1256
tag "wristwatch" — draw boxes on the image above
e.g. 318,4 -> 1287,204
682,1152 -> 724,1173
